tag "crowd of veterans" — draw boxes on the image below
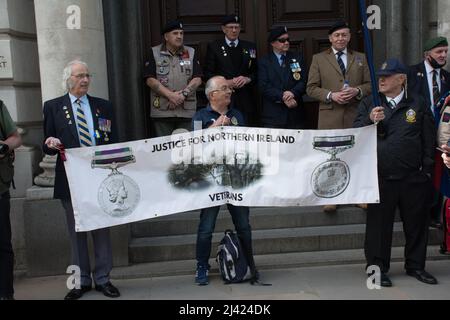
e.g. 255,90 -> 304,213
2,15 -> 450,300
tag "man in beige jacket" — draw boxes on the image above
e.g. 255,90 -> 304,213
307,20 -> 372,212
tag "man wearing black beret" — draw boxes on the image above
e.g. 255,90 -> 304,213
144,20 -> 203,137
307,20 -> 371,213
258,26 -> 307,129
408,37 -> 450,230
204,15 -> 258,125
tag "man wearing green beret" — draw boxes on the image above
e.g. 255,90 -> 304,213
408,36 -> 450,230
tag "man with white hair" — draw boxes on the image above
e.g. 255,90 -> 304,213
191,76 -> 258,286
42,60 -> 120,300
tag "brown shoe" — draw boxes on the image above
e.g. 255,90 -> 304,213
356,203 -> 368,210
323,205 -> 337,213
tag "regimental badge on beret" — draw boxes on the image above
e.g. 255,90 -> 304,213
231,117 -> 239,126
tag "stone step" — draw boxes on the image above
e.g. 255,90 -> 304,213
131,206 -> 368,238
113,245 -> 450,280
129,223 -> 443,264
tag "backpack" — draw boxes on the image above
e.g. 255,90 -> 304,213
216,229 -> 253,284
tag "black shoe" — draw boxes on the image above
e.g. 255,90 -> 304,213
430,221 -> 443,229
380,273 -> 393,287
64,285 -> 92,300
95,282 -> 120,298
406,270 -> 438,285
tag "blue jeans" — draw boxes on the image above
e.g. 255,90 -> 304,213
196,205 -> 255,271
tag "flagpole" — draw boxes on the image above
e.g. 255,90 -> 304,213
358,0 -> 381,106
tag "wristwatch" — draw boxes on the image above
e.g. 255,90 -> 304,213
182,89 -> 190,98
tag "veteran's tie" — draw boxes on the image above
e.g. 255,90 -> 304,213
280,54 -> 286,68
74,99 -> 93,147
388,100 -> 397,110
432,70 -> 441,106
337,51 -> 346,76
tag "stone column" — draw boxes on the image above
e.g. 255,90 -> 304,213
385,0 -> 405,61
0,0 -> 42,198
405,0 -> 427,65
27,0 -> 129,272
31,0 -> 109,192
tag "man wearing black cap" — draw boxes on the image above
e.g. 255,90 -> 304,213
204,15 -> 257,125
258,26 -> 307,129
307,20 -> 371,213
144,21 -> 203,137
354,58 -> 437,287
408,36 -> 450,229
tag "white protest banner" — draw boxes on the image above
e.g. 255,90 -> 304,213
64,125 -> 379,231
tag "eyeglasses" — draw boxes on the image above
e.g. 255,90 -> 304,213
212,86 -> 234,93
224,25 -> 240,30
277,38 -> 290,43
71,73 -> 92,79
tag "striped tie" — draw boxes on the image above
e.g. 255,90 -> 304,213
75,99 -> 93,147
432,70 -> 441,106
336,51 -> 346,76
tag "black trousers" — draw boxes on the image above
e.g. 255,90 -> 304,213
0,191 -> 13,297
365,176 -> 431,273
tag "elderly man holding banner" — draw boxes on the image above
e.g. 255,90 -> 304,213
354,59 -> 437,287
43,60 -> 120,300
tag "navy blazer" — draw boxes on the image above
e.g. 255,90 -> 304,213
43,94 -> 118,200
258,51 -> 307,127
408,61 -> 450,110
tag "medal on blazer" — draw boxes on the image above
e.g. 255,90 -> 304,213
221,46 -> 228,57
250,49 -> 256,59
99,118 -> 112,133
290,59 -> 302,80
406,109 -> 417,124
153,97 -> 160,108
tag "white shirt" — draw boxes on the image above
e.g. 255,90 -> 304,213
225,37 -> 239,48
386,90 -> 405,109
69,94 -> 96,146
425,60 -> 442,110
332,47 -> 348,69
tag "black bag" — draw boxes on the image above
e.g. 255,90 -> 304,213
216,229 -> 253,284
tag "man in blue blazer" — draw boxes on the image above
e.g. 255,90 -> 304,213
43,60 -> 120,300
258,26 -> 307,129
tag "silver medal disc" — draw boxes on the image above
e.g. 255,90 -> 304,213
311,160 -> 350,198
98,173 -> 141,217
